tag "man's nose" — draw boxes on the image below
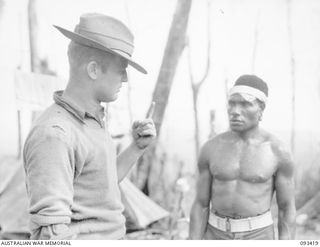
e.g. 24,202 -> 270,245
122,70 -> 128,83
230,105 -> 241,116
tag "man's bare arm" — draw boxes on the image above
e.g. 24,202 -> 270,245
189,142 -> 213,239
274,141 -> 296,240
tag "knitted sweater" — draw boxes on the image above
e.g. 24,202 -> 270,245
23,91 -> 125,239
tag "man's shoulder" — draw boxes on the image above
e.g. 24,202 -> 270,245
27,104 -> 75,142
207,131 -> 234,144
256,129 -> 283,146
262,131 -> 288,153
261,130 -> 293,168
201,131 -> 232,153
34,104 -> 73,128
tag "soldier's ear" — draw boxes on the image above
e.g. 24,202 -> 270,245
87,61 -> 98,80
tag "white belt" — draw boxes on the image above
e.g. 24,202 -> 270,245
208,211 -> 273,233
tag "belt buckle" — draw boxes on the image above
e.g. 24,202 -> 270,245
248,217 -> 252,230
226,218 -> 231,232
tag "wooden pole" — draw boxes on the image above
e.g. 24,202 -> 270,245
134,0 -> 193,192
287,0 -> 296,154
187,0 -> 211,158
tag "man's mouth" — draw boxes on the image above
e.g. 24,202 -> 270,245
230,119 -> 242,124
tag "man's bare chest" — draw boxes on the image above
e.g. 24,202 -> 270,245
209,142 -> 278,183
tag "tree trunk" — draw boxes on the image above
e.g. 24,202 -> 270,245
187,0 -> 211,158
133,0 -> 192,192
191,86 -> 200,157
251,10 -> 260,73
28,0 -> 55,123
28,0 -> 41,73
208,109 -> 216,139
287,0 -> 296,154
151,0 -> 192,136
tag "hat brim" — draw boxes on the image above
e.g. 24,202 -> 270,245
53,25 -> 147,74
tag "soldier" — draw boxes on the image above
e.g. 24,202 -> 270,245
24,13 -> 156,240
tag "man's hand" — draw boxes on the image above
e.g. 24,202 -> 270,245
132,102 -> 157,150
117,102 -> 157,182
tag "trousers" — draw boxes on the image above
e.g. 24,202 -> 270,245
203,223 -> 275,240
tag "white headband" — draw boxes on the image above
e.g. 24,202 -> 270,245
229,85 -> 267,103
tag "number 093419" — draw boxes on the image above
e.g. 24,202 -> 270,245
300,241 -> 319,246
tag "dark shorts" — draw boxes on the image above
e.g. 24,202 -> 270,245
204,223 -> 275,240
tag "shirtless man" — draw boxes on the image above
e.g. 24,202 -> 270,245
189,75 -> 296,240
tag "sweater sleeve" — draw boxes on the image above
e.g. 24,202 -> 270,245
30,223 -> 77,240
24,123 -> 75,238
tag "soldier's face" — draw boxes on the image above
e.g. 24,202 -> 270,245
227,93 -> 263,132
95,56 -> 128,103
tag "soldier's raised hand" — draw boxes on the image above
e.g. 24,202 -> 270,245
132,102 -> 157,150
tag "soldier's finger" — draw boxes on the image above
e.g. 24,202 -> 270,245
139,120 -> 154,127
132,120 -> 142,129
146,101 -> 156,119
139,123 -> 154,131
139,129 -> 156,137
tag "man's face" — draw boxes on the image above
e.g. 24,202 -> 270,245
227,93 -> 263,132
95,55 -> 128,102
